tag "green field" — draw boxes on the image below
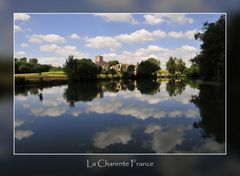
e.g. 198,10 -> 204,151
15,71 -> 66,77
15,71 -> 67,85
14,70 -> 175,85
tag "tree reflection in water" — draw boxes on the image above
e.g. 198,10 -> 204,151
15,79 -> 225,145
15,79 -> 225,153
136,79 -> 160,95
122,79 -> 136,91
191,83 -> 225,143
63,81 -> 100,107
166,78 -> 187,97
63,79 -> 163,107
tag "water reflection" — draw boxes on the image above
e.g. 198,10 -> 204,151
62,79 -> 175,105
136,79 -> 160,95
191,84 -> 225,144
166,79 -> 187,96
63,81 -> 100,107
38,93 -> 43,102
93,126 -> 134,149
15,79 -> 225,153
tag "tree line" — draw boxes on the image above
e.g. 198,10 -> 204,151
191,15 -> 225,82
63,79 -> 190,107
63,56 -> 163,81
15,57 -> 62,74
63,55 -> 192,81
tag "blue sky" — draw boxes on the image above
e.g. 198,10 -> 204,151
14,13 -> 223,68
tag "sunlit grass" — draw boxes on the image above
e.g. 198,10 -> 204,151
15,71 -> 66,78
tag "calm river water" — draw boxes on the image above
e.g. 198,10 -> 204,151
15,79 -> 225,154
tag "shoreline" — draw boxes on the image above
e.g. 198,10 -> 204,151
15,74 -> 223,87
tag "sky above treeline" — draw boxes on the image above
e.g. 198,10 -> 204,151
14,13 -> 223,68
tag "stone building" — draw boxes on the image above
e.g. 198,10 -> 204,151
95,55 -> 103,63
95,55 -> 109,70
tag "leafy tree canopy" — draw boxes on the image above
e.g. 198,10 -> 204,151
192,15 -> 225,82
63,56 -> 98,81
108,60 -> 119,67
15,57 -> 56,73
137,58 -> 161,78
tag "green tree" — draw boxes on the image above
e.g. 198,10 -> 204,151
127,65 -> 135,74
19,64 -> 31,73
137,58 -> 161,78
15,58 -> 20,73
108,60 -> 119,67
186,64 -> 200,78
19,57 -> 27,64
192,15 -> 225,82
123,65 -> 135,78
97,65 -> 102,76
166,57 -> 177,75
63,56 -> 98,81
50,66 -> 63,72
29,58 -> 38,65
15,57 -> 53,73
176,58 -> 186,74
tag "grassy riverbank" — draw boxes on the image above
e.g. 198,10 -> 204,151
15,71 -> 68,86
15,70 -> 187,86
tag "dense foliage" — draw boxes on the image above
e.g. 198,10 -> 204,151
109,68 -> 117,76
166,57 -> 187,76
166,57 -> 177,75
191,84 -> 225,143
137,58 -> 161,78
63,56 -> 98,81
122,65 -> 135,78
63,81 -> 99,107
15,58 -> 58,73
192,15 -> 225,82
185,64 -> 200,78
166,79 -> 187,96
108,60 -> 119,67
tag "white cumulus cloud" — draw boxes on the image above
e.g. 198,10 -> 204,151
85,36 -> 121,51
20,43 -> 29,48
93,127 -> 133,149
14,25 -> 23,32
15,130 -> 34,140
144,14 -> 194,25
95,13 -> 138,24
15,119 -> 25,128
14,13 -> 31,21
85,28 -> 167,51
15,51 -> 26,58
117,29 -> 166,43
168,29 -> 198,39
70,33 -> 80,40
39,44 -> 87,64
38,57 -> 66,67
28,34 -> 66,43
40,44 -> 60,52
